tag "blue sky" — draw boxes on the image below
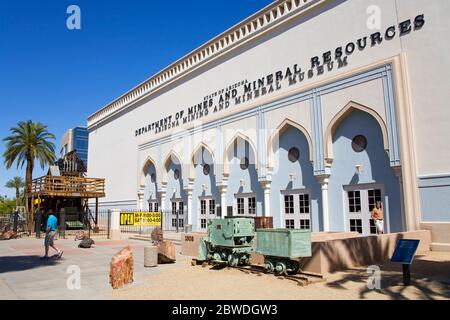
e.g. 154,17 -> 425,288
0,0 -> 273,198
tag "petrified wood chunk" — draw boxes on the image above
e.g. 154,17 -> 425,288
157,240 -> 176,264
109,246 -> 134,289
151,227 -> 164,243
0,230 -> 17,240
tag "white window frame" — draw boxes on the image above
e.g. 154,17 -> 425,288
343,183 -> 389,236
281,189 -> 311,230
148,200 -> 159,212
234,193 -> 257,216
171,199 -> 185,228
198,196 -> 217,231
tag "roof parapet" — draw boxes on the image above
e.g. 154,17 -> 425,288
87,0 -> 323,129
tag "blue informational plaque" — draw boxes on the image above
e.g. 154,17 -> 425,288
391,239 -> 420,264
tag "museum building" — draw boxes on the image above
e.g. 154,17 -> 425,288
87,0 -> 450,250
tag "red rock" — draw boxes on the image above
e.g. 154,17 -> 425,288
109,246 -> 134,289
157,240 -> 176,264
0,230 -> 17,240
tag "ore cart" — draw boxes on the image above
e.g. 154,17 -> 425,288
256,229 -> 312,275
197,218 -> 255,267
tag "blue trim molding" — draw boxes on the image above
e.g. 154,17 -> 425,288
383,65 -> 401,167
418,174 -> 450,188
257,107 -> 268,180
215,124 -> 223,185
310,90 -> 325,175
418,174 -> 450,222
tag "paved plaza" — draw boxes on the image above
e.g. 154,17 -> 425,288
0,237 -> 449,300
0,237 -> 180,299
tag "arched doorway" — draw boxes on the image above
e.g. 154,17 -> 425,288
164,152 -> 186,231
191,144 -> 219,231
269,120 -> 321,230
328,107 -> 402,235
142,159 -> 159,212
224,134 -> 262,217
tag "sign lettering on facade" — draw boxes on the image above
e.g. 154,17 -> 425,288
134,14 -> 425,138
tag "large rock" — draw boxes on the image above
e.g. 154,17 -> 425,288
78,238 -> 95,248
0,230 -> 17,240
157,240 -> 176,264
151,227 -> 164,243
109,246 -> 134,289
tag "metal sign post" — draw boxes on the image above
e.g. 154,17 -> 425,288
402,264 -> 411,286
391,239 -> 420,286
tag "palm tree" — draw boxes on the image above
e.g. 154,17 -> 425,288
5,176 -> 25,208
3,120 -> 56,232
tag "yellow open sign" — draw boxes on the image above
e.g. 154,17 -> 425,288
120,212 -> 161,226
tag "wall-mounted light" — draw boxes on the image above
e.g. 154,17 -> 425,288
202,184 -> 207,191
355,164 -> 364,175
240,179 -> 245,187
289,172 -> 296,182
173,187 -> 177,193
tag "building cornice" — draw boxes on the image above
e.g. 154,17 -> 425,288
87,0 -> 328,129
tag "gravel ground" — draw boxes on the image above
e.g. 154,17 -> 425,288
111,251 -> 450,300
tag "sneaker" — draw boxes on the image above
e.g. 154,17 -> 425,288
57,250 -> 64,259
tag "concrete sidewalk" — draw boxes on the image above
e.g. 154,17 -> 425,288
0,237 -> 187,300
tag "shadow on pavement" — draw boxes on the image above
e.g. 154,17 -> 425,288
325,257 -> 450,300
0,255 -> 62,274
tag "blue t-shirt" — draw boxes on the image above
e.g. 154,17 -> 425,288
46,215 -> 58,231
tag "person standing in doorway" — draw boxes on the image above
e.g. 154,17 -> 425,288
371,201 -> 384,235
41,211 -> 64,259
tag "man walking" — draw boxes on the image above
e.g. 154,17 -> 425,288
41,211 -> 63,259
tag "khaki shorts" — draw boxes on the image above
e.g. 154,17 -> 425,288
45,231 -> 57,247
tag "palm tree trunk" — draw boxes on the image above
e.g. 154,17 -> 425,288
25,159 -> 33,235
15,188 -> 19,208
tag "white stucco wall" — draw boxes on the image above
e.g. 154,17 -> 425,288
88,0 -> 450,212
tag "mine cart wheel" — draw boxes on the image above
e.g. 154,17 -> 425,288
227,254 -> 239,267
275,261 -> 287,275
239,254 -> 250,266
264,259 -> 275,273
290,261 -> 301,274
206,242 -> 216,254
